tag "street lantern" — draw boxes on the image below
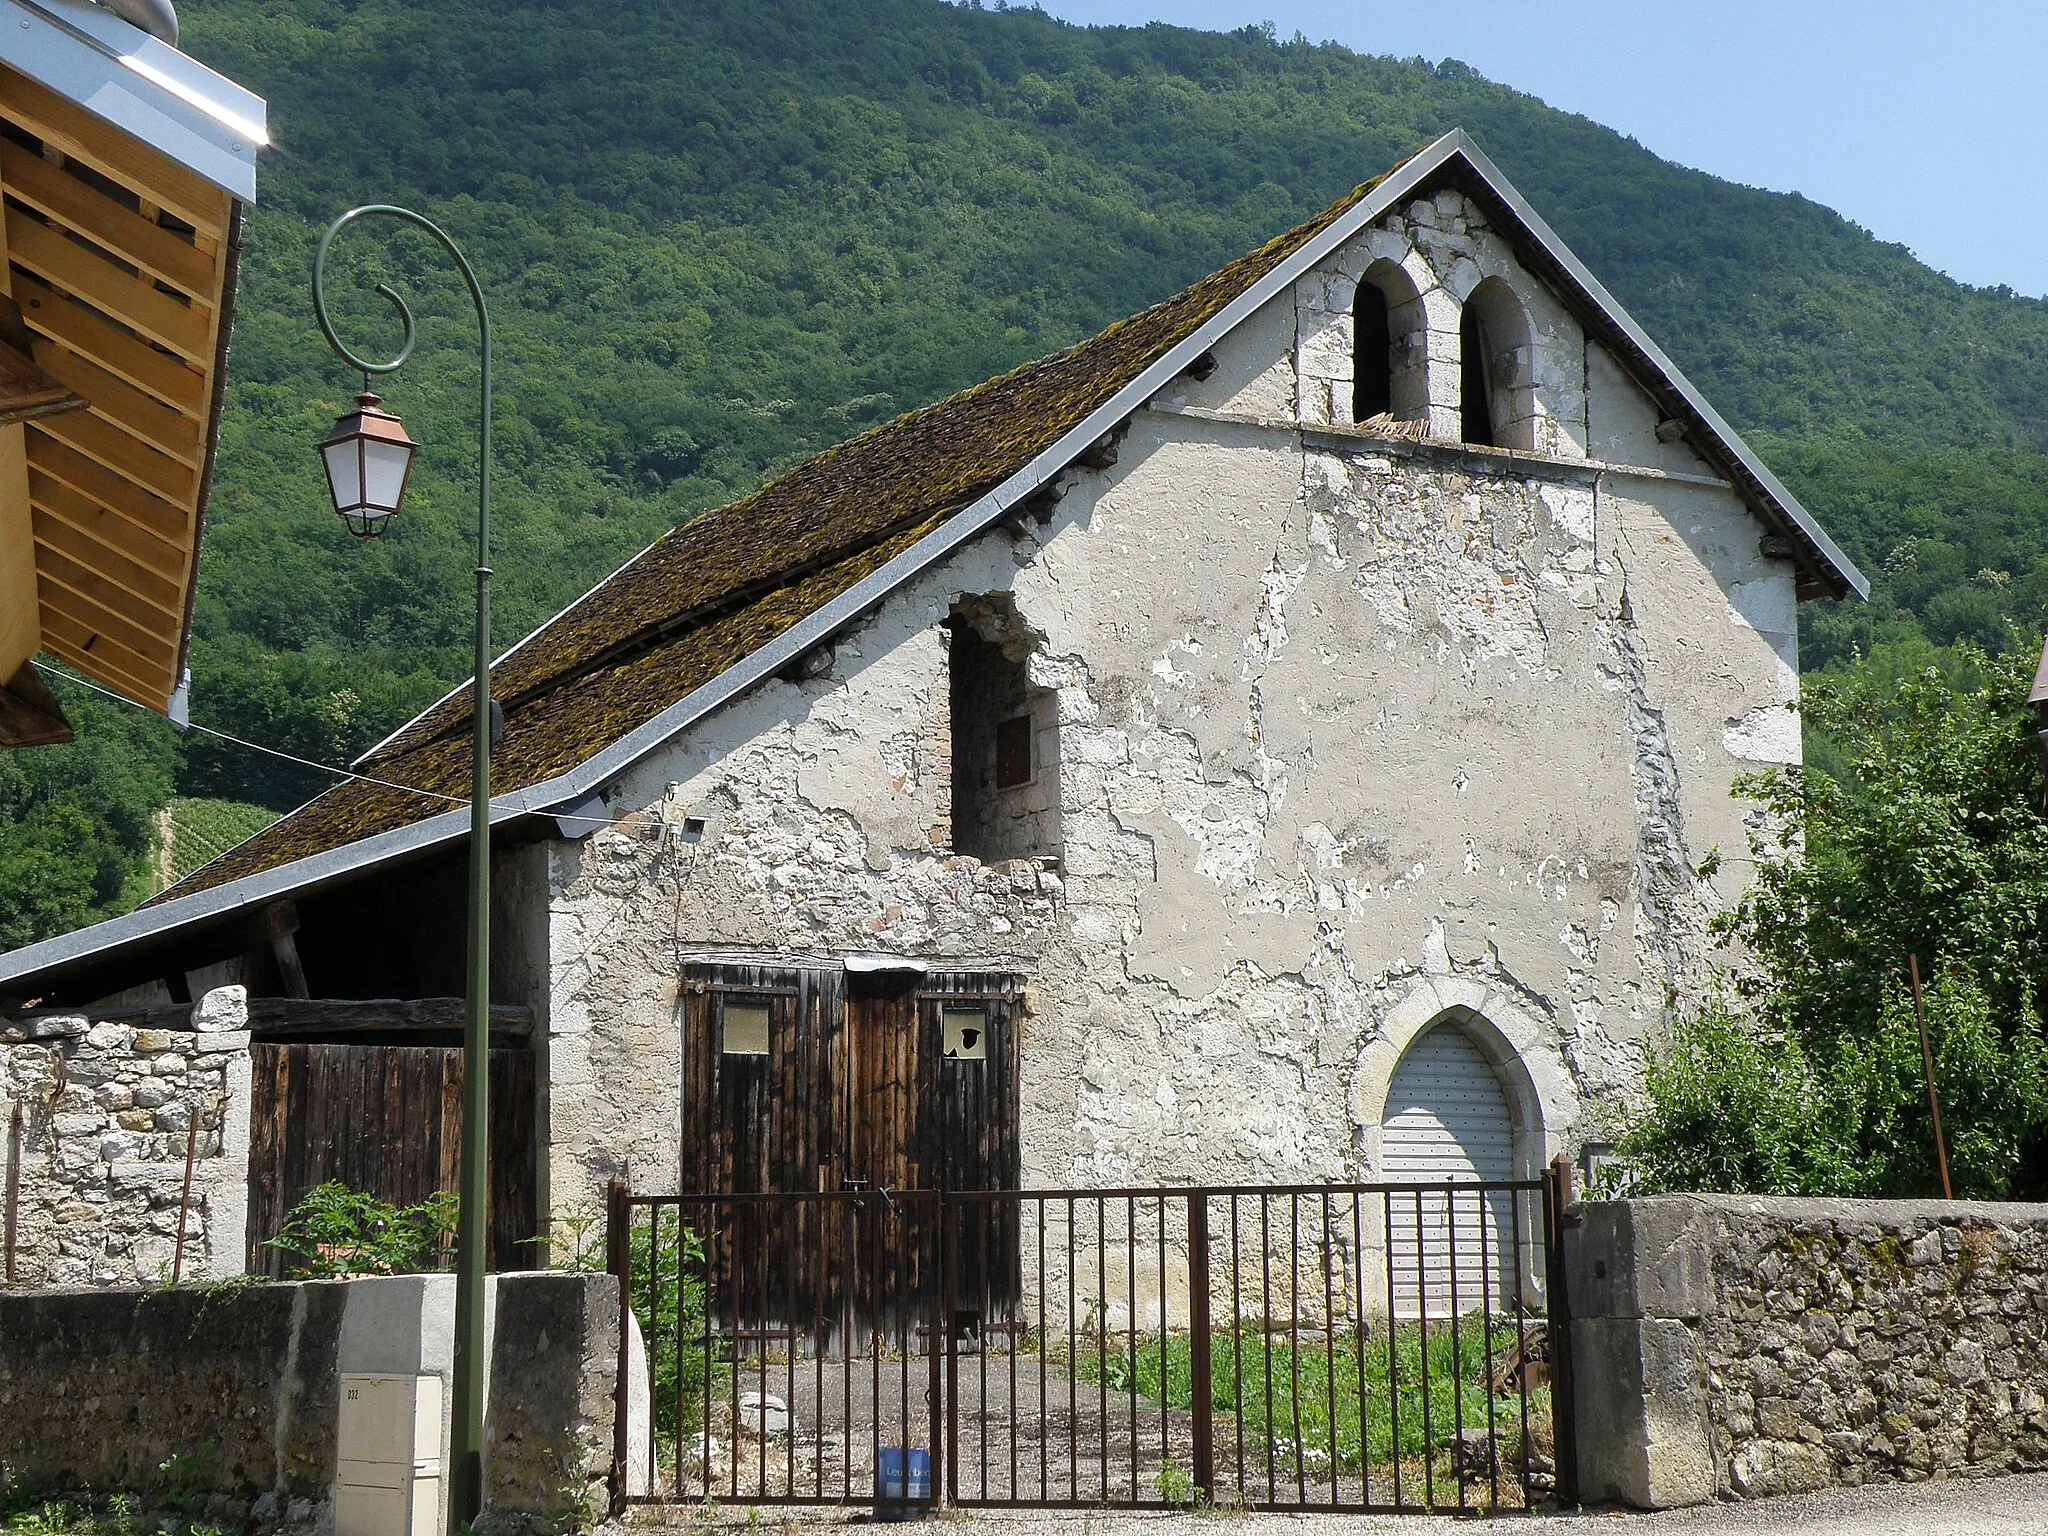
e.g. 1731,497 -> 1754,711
318,389 -> 417,538
314,203 -> 495,1526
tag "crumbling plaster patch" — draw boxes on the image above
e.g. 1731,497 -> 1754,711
538,243 -> 1799,1210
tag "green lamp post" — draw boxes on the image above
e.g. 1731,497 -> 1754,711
312,205 -> 494,1528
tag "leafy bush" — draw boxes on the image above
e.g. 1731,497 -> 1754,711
625,1214 -> 724,1449
264,1182 -> 458,1278
1626,641 -> 2048,1198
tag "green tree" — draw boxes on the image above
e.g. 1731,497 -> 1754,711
1627,641 -> 2048,1198
0,677 -> 179,953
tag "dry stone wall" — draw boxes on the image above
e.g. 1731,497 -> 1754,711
1569,1194 -> 2048,1509
0,1272 -> 625,1536
0,986 -> 251,1286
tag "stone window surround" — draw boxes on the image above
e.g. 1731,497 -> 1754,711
1298,214 -> 1576,452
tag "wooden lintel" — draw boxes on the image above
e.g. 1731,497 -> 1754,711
2,996 -> 535,1037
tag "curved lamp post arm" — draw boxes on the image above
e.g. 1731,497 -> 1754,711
312,205 -> 494,1528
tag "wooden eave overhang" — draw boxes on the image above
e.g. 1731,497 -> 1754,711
0,0 -> 262,729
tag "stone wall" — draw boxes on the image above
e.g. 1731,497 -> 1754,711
1568,1195 -> 2048,1509
0,986 -> 251,1287
0,1271 -> 628,1535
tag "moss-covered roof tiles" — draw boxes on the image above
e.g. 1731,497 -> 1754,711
154,173 -> 1388,904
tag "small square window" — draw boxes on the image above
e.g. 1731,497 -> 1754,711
721,999 -> 771,1056
943,1007 -> 988,1061
995,715 -> 1032,789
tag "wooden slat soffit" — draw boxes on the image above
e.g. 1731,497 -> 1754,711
0,61 -> 236,715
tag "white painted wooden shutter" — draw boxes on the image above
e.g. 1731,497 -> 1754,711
1381,1025 -> 1517,1316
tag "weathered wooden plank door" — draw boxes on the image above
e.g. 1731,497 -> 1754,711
244,1042 -> 537,1276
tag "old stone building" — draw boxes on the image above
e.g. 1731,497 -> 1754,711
0,131 -> 1864,1285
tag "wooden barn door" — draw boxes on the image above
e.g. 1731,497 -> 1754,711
245,1042 -> 537,1276
677,963 -> 1020,1349
921,973 -> 1022,1342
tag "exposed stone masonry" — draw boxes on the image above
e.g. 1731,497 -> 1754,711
1570,1195 -> 2048,1508
0,985 -> 251,1286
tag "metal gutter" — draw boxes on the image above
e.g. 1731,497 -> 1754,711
1,0 -> 264,202
0,129 -> 1867,988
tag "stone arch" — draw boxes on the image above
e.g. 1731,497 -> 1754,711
1350,976 -> 1576,1182
1351,258 -> 1427,428
1458,277 -> 1537,450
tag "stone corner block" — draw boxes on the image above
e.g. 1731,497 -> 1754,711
193,985 -> 250,1033
1572,1314 -> 1714,1510
1567,1197 -> 1717,1323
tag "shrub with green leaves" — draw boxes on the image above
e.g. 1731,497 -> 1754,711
264,1182 -> 457,1278
1626,641 -> 2048,1199
626,1215 -> 724,1449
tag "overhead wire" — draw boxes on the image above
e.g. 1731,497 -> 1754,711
30,659 -> 630,832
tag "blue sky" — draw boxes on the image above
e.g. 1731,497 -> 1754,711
1028,1 -> 2048,298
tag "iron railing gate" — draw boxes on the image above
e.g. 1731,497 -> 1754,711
607,1164 -> 1577,1515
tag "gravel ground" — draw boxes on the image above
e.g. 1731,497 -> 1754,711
620,1469 -> 2048,1534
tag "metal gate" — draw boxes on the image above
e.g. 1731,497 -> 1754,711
607,1164 -> 1577,1515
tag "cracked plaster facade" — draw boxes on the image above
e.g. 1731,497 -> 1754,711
534,189 -> 1803,1218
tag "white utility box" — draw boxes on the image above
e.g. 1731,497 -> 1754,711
336,1373 -> 443,1536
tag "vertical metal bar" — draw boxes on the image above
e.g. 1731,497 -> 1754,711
1259,1194 -> 1275,1505
1289,1191 -> 1304,1506
813,1198 -> 827,1500
943,1195 -> 960,1505
1253,1204 -> 1269,1507
1351,1192 -> 1368,1511
727,1207 -> 743,1501
1231,1195 -> 1245,1506
171,1113 -> 199,1284
898,1199 -> 911,1514
1157,1194 -> 1169,1479
869,1197 -> 882,1511
843,1197 -> 856,1503
1415,1188 -> 1434,1511
605,1180 -> 629,1515
1481,1187 -> 1499,1510
1096,1193 -> 1108,1501
1383,1189 -> 1402,1512
1008,1196 -> 1019,1503
980,1196 -> 991,1500
1513,1187 -> 1531,1509
1448,1186 -> 1466,1512
1187,1191 -> 1214,1505
1126,1193 -> 1137,1498
942,1193 -> 958,1508
1321,1190 -> 1338,1507
1546,1156 -> 1580,1508
1038,1197 -> 1049,1501
786,1201 -> 798,1500
1067,1195 -> 1077,1499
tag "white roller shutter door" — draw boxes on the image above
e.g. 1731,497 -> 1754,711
1381,1024 -> 1517,1316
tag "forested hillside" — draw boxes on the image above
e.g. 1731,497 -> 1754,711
10,0 -> 2048,949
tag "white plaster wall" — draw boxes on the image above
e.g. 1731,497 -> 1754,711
538,356 -> 1798,1213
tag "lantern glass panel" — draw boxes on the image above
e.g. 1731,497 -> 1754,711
362,435 -> 412,514
322,434 -> 363,513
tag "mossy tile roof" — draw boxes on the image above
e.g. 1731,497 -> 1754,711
155,173 -> 1388,902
